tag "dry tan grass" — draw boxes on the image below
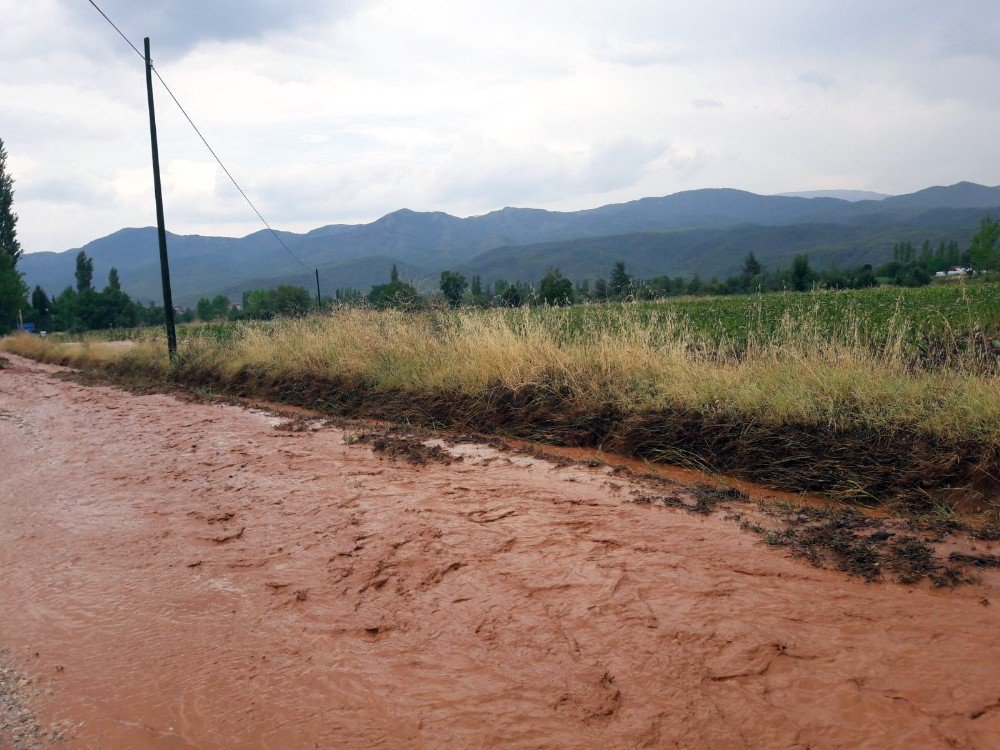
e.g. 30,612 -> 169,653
5,305 -> 999,444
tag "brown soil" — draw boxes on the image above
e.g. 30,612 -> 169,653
169,364 -> 1000,508
1,353 -> 1000,749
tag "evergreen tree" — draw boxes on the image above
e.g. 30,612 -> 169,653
30,285 -> 51,329
98,268 -> 138,328
593,278 -> 608,300
70,252 -> 102,329
0,138 -> 20,261
790,254 -> 813,291
469,274 -> 488,306
75,251 -> 94,292
30,285 -> 50,318
0,252 -> 26,334
742,252 -> 763,277
0,138 -> 27,334
609,261 -> 631,299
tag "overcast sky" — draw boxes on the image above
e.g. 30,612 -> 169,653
2,0 -> 999,253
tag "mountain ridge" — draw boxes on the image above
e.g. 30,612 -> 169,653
19,182 -> 1000,304
777,190 -> 891,201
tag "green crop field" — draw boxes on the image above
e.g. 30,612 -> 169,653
552,280 -> 1000,347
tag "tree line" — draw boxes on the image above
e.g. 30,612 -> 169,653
307,217 -> 998,313
24,253 -> 324,331
12,222 -> 1000,331
24,252 -> 161,332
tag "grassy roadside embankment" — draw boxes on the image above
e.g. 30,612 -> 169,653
5,284 -> 1000,510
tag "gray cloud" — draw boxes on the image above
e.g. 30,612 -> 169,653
69,0 -> 361,56
6,0 -> 1000,252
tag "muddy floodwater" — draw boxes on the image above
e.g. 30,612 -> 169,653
1,354 -> 999,749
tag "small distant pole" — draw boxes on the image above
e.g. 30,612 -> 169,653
144,37 -> 177,357
314,268 -> 322,307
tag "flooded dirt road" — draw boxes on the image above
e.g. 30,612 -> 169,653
1,354 -> 999,749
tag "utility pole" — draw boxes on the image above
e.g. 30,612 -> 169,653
314,268 -> 322,308
144,37 -> 177,357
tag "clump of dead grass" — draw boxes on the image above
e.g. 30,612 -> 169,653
344,430 -> 458,465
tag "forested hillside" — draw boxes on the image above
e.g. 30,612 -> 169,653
18,182 -> 1000,304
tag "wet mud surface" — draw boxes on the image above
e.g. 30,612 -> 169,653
1,353 -> 1000,748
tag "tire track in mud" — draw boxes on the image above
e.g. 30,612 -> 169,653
0,353 -> 999,749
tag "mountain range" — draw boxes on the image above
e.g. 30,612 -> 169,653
19,181 -> 1000,305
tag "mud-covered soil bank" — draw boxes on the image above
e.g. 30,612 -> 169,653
8,342 -> 999,507
123,355 -> 1000,508
1,354 -> 999,749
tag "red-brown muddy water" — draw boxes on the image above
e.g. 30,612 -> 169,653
1,354 -> 998,749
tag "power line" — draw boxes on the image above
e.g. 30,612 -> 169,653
85,0 -> 311,273
149,71 -> 310,271
86,0 -> 143,59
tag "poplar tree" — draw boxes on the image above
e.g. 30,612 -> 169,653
75,251 -> 95,292
0,137 -> 27,333
0,138 -> 20,261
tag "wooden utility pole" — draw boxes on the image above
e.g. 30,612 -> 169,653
314,268 -> 322,307
144,37 -> 177,357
